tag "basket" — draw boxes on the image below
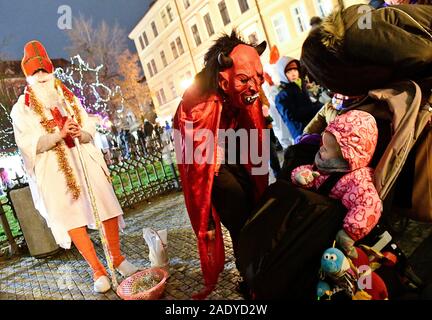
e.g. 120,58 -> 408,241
117,267 -> 168,300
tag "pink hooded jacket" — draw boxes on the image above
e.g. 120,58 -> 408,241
291,110 -> 382,241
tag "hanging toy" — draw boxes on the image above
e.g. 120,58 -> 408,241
318,245 -> 389,300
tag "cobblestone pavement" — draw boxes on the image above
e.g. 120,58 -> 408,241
1,188 -> 432,300
0,192 -> 243,300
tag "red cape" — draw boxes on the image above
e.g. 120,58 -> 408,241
173,85 -> 268,299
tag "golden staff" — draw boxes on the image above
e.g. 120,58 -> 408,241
57,84 -> 119,290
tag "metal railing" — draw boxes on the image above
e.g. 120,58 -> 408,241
0,138 -> 181,249
0,175 -> 27,255
104,138 -> 181,209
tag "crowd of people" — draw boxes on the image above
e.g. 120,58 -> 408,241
98,119 -> 174,164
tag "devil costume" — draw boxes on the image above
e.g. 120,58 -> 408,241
173,31 -> 268,299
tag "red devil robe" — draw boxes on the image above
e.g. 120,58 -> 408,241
173,84 -> 268,299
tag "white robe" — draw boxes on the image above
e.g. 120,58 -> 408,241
11,91 -> 124,249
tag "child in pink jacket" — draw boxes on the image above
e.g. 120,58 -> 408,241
291,110 -> 382,258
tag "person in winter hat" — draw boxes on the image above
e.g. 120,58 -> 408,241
262,45 -> 294,148
274,57 -> 321,141
11,40 -> 139,293
291,110 -> 382,258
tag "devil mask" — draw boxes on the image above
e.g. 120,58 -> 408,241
218,42 -> 266,109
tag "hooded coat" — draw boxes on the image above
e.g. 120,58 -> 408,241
301,4 -> 432,95
291,110 -> 382,241
274,57 -> 321,140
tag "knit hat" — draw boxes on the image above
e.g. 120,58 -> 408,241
21,40 -> 54,77
285,60 -> 299,72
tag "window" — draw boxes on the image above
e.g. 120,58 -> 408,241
272,13 -> 290,43
139,36 -> 145,50
171,41 -> 179,59
170,37 -> 184,60
151,59 -> 158,74
316,0 -> 333,17
191,24 -> 202,46
159,88 -> 167,104
167,4 -> 174,21
176,37 -> 185,55
142,32 -> 149,46
291,4 -> 309,34
203,13 -> 215,36
248,32 -> 258,44
160,51 -> 167,67
238,0 -> 249,13
151,21 -> 158,37
183,0 -> 190,9
156,90 -> 162,105
169,81 -> 177,98
218,1 -> 231,26
155,88 -> 167,106
161,11 -> 168,28
147,62 -> 154,77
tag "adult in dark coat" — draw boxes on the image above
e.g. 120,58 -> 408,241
301,4 -> 432,95
143,120 -> 154,138
274,57 -> 321,140
136,125 -> 147,154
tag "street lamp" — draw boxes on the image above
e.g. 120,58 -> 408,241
180,78 -> 193,90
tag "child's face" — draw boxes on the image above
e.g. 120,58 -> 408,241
285,69 -> 299,82
318,132 -> 343,161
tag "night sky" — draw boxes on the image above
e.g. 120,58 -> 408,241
0,0 -> 152,60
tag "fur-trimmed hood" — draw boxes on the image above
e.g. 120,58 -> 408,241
319,9 -> 345,52
301,4 -> 432,95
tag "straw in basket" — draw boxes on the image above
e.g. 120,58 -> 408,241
117,267 -> 169,300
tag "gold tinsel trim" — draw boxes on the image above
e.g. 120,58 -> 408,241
53,144 -> 81,200
55,79 -> 82,126
27,86 -> 81,200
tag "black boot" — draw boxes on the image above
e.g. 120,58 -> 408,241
235,277 -> 253,300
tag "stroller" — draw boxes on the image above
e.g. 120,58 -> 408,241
237,77 -> 432,300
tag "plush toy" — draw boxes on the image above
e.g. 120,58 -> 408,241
318,246 -> 389,300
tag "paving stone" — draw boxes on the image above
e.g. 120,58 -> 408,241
3,191 -> 429,300
0,192 -> 240,299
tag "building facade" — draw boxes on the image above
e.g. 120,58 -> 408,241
129,0 -> 368,121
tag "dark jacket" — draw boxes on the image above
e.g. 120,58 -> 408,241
274,57 -> 321,139
144,121 -> 154,138
301,4 -> 432,95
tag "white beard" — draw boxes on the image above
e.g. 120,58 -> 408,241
28,73 -> 60,109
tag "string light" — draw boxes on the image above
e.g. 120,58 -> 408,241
1,55 -> 125,158
0,102 -> 18,156
54,54 -> 126,117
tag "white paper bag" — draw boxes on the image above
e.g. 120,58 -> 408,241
143,228 -> 168,269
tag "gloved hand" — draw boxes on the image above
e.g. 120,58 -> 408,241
294,168 -> 320,186
336,229 -> 358,259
